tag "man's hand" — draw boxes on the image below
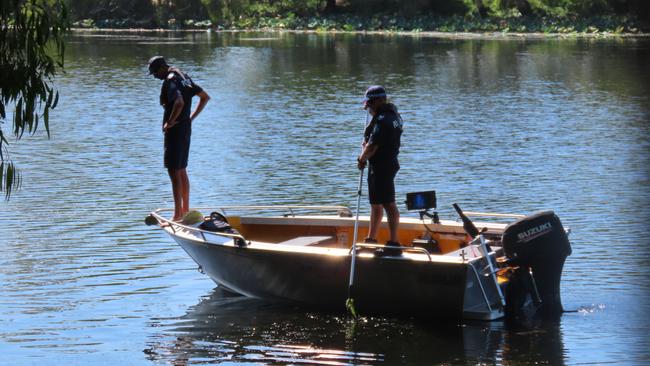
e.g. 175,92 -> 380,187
162,120 -> 177,133
164,94 -> 184,132
357,157 -> 367,170
358,143 -> 376,170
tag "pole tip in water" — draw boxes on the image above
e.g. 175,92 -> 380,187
345,298 -> 358,319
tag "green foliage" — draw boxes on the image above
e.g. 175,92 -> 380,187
194,11 -> 640,33
344,0 -> 469,15
200,0 -> 223,23
60,0 -> 648,30
567,0 -> 611,15
72,17 -> 95,27
0,0 -> 68,200
479,0 -> 648,17
64,0 -> 157,27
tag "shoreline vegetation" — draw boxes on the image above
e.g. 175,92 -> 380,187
65,1 -> 649,36
71,14 -> 649,37
70,26 -> 650,40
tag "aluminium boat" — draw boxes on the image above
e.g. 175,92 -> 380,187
147,193 -> 572,321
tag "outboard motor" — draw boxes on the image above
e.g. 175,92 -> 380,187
502,211 -> 571,317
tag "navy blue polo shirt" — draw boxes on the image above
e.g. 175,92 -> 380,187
364,103 -> 403,170
161,68 -> 203,125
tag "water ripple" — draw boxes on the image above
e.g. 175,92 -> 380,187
1,32 -> 649,365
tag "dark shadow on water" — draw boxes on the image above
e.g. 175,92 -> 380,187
144,287 -> 567,365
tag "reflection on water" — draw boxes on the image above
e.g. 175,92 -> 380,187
144,289 -> 384,365
144,287 -> 567,365
0,31 -> 649,365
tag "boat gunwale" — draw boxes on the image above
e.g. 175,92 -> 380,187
151,206 -> 507,265
161,230 -> 504,267
151,207 -> 509,235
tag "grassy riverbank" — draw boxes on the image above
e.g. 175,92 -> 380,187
67,0 -> 649,35
73,14 -> 647,36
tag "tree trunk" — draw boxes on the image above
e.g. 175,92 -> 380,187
475,0 -> 488,18
515,0 -> 533,16
323,0 -> 336,14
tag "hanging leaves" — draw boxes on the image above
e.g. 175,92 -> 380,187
0,0 -> 69,200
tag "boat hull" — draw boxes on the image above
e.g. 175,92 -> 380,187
173,234 -> 471,318
149,204 -> 572,321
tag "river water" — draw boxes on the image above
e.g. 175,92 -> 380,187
1,31 -> 649,365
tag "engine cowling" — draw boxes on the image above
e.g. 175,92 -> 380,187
502,211 -> 571,317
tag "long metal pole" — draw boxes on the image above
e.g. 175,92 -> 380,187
350,170 -> 364,267
345,111 -> 371,317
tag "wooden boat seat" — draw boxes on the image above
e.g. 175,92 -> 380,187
276,236 -> 335,247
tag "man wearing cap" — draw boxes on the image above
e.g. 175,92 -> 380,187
357,86 -> 403,255
148,56 -> 211,221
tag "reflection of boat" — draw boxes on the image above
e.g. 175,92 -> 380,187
144,287 -> 567,365
144,289 -> 385,365
148,195 -> 572,321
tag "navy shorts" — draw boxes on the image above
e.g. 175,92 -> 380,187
368,165 -> 399,205
164,122 -> 191,169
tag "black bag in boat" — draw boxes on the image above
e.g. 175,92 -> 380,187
199,212 -> 234,233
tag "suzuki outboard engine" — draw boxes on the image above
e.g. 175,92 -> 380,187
502,211 -> 571,317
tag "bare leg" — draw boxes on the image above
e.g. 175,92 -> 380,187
179,168 -> 190,216
384,201 -> 400,243
168,168 -> 183,220
367,204 -> 384,240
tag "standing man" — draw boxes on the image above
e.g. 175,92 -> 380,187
357,86 -> 403,255
148,56 -> 210,221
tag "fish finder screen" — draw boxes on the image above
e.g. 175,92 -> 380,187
406,191 -> 436,211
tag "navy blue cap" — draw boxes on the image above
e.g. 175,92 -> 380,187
363,85 -> 387,101
148,56 -> 168,74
